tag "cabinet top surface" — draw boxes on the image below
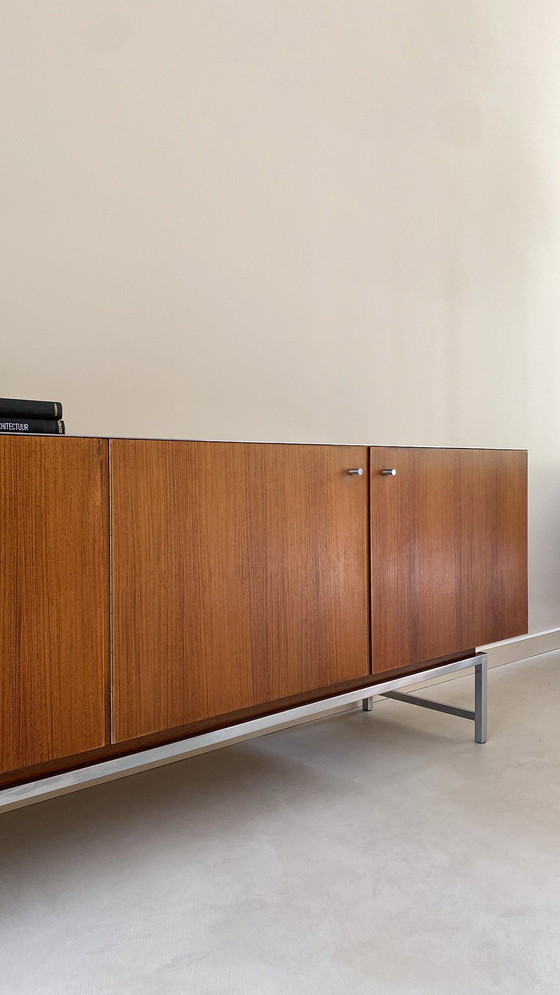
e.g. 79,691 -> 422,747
0,435 -> 528,453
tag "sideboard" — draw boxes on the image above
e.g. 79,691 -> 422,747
0,436 -> 528,804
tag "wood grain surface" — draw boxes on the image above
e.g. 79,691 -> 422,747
370,447 -> 528,673
111,441 -> 370,742
0,437 -> 110,772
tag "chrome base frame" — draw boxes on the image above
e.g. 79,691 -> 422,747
0,653 -> 487,813
362,653 -> 487,744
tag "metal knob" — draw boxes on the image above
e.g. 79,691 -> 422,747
347,468 -> 363,476
382,468 -> 397,476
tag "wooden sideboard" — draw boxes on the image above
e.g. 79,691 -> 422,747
0,437 -> 528,787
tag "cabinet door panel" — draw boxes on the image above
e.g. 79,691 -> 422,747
111,441 -> 370,742
371,447 -> 527,673
0,437 -> 109,773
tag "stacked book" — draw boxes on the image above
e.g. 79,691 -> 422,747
0,398 -> 65,435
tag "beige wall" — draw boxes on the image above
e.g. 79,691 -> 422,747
2,2 -> 559,633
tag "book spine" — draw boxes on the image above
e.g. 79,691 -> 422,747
0,418 -> 65,434
0,399 -> 63,418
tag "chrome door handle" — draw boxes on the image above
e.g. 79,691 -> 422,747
382,468 -> 397,476
347,468 -> 363,476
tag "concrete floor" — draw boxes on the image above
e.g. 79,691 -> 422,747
1,651 -> 559,995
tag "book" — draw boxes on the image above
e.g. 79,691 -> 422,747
0,398 -> 63,419
0,418 -> 65,434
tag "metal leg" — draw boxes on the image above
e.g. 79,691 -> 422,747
377,652 -> 488,744
362,697 -> 373,712
474,654 -> 487,744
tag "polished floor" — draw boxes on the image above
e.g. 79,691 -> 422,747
1,651 -> 559,995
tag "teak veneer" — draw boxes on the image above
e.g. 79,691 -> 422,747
0,437 -> 528,790
111,441 -> 370,742
0,437 -> 109,772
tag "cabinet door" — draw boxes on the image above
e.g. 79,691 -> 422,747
371,447 -> 528,674
0,437 -> 110,773
111,441 -> 370,742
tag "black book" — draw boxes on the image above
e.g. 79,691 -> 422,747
0,397 -> 63,419
0,418 -> 65,435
